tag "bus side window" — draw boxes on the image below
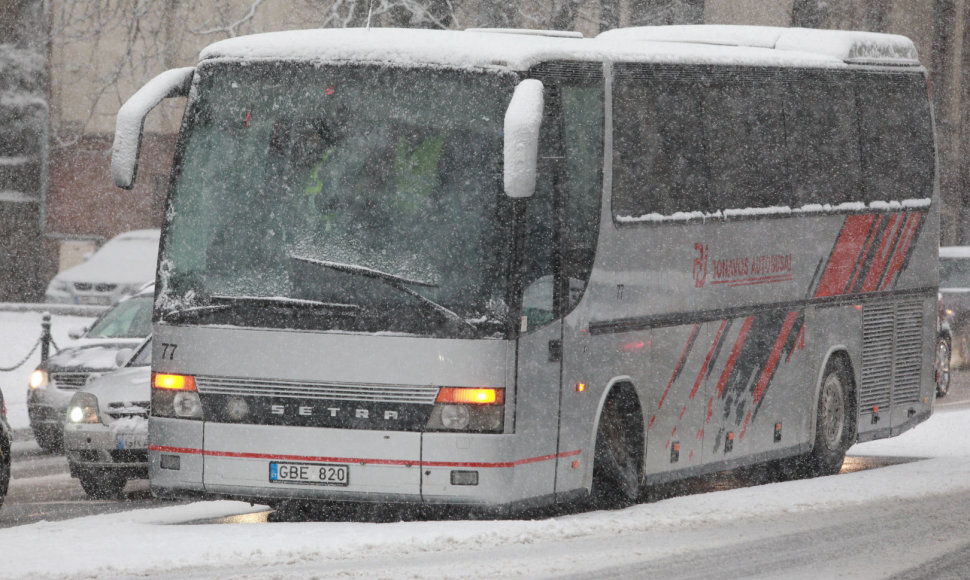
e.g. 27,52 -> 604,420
703,80 -> 790,210
561,84 -> 603,309
858,75 -> 934,202
785,76 -> 861,206
612,74 -> 710,217
521,87 -> 561,330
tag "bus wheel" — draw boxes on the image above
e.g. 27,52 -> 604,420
803,357 -> 856,477
591,388 -> 644,509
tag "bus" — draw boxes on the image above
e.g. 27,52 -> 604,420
112,25 -> 938,511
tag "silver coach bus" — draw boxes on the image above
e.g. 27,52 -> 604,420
113,26 -> 938,511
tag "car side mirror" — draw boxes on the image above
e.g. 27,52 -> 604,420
112,67 -> 195,189
503,79 -> 544,199
114,348 -> 134,367
68,326 -> 87,340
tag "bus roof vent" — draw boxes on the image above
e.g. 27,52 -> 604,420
597,25 -> 919,66
466,28 -> 584,39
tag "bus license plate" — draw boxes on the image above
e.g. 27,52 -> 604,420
269,462 -> 349,486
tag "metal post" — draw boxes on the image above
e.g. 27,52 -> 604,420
40,312 -> 51,364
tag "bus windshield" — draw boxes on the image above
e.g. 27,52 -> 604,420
160,63 -> 518,338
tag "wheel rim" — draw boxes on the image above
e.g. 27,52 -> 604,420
936,340 -> 951,395
819,373 -> 845,451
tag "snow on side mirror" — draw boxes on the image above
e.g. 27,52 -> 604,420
67,326 -> 87,340
111,67 -> 195,190
114,348 -> 134,368
503,79 -> 544,199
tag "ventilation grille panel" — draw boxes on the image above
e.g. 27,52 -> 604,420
861,300 -> 925,410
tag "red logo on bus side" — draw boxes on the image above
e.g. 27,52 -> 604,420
693,243 -> 708,288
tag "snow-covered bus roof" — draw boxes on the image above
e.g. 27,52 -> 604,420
198,25 -> 922,73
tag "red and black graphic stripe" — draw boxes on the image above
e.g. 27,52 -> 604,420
712,310 -> 805,448
813,211 -> 925,298
651,324 -> 700,429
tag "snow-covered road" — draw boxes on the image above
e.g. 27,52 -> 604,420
0,406 -> 967,579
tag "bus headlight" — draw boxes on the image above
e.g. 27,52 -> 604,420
67,392 -> 101,424
152,373 -> 204,420
426,387 -> 504,433
440,405 -> 470,429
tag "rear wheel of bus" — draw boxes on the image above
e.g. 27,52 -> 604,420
591,386 -> 644,509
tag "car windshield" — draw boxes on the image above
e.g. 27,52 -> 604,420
940,257 -> 970,288
86,295 -> 154,339
159,63 -> 517,338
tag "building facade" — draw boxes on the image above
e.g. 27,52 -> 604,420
3,0 -> 968,300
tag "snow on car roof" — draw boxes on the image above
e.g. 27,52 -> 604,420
940,246 -> 970,259
198,26 -> 922,73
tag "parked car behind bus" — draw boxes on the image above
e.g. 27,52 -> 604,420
45,229 -> 159,306
939,246 -> 970,368
27,285 -> 153,451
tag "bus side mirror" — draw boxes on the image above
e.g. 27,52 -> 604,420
111,67 -> 195,189
503,79 -> 544,199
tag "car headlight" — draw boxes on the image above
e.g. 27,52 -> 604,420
67,392 -> 101,424
29,369 -> 49,389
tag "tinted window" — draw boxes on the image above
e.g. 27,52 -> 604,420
562,85 -> 603,307
705,81 -> 789,209
613,77 -> 710,217
612,67 -> 933,220
784,77 -> 861,206
859,75 -> 934,202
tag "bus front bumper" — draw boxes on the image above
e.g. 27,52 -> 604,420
149,419 -> 562,507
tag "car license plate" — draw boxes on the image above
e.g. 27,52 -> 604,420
269,462 -> 349,486
117,433 -> 147,450
77,295 -> 111,305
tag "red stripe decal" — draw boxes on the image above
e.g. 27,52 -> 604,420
881,212 -> 921,291
861,213 -> 903,292
847,215 -> 883,292
657,324 -> 699,411
149,445 -> 581,469
815,215 -> 877,297
149,445 -> 203,455
739,410 -> 752,440
689,319 -> 727,400
752,311 -> 799,405
715,316 -> 754,398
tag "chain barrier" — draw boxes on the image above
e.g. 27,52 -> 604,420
0,312 -> 58,373
0,336 -> 43,372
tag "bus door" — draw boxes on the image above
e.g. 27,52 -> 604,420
522,69 -> 605,497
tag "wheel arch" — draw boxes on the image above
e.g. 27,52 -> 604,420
584,376 -> 645,491
809,346 -> 859,445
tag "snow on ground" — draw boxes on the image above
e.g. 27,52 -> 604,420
0,310 -> 97,430
0,404 -> 966,578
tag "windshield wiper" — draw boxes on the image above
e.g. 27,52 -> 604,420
289,255 -> 476,335
160,303 -> 232,323
161,295 -> 360,323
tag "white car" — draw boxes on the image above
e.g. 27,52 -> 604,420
28,285 -> 153,452
45,229 -> 160,306
64,337 -> 151,499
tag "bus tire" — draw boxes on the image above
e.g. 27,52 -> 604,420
802,356 -> 856,477
591,386 -> 644,509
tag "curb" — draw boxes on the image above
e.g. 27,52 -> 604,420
0,303 -> 107,317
